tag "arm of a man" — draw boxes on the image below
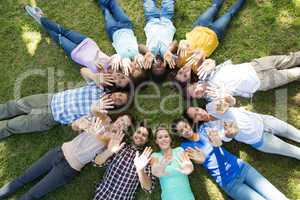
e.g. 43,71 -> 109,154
138,165 -> 155,193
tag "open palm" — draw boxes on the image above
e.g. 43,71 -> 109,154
175,152 -> 194,175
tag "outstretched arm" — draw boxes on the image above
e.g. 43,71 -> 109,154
80,68 -> 115,87
168,40 -> 178,53
185,147 -> 206,164
94,131 -> 125,165
134,147 -> 154,192
163,40 -> 178,69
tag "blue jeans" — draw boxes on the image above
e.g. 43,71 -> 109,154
0,147 -> 79,200
254,115 -> 300,160
193,0 -> 245,39
143,0 -> 175,22
40,17 -> 87,57
223,163 -> 288,200
98,0 -> 133,40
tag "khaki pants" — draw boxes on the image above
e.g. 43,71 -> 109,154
0,94 -> 58,140
250,51 -> 300,91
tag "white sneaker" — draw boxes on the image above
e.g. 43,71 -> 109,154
25,5 -> 44,25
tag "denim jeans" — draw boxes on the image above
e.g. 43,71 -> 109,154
0,147 -> 79,200
223,163 -> 288,200
98,0 -> 133,40
143,0 -> 175,22
193,0 -> 245,39
254,115 -> 300,160
41,17 -> 87,56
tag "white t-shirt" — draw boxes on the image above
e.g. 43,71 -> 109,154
206,102 -> 264,145
207,60 -> 261,98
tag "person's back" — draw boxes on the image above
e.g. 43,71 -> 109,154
152,147 -> 194,200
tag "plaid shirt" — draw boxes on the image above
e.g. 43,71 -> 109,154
50,83 -> 104,125
93,144 -> 155,200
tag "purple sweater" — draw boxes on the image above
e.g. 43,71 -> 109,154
71,38 -> 111,72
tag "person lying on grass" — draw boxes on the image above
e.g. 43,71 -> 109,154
173,119 -> 289,200
150,127 -> 195,200
93,121 -> 155,200
174,0 -> 245,84
0,87 -> 128,140
184,51 -> 300,99
185,104 -> 300,160
25,5 -> 146,83
97,0 -> 145,76
0,114 -> 131,200
138,0 -> 177,77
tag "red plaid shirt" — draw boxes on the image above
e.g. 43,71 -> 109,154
93,144 -> 155,200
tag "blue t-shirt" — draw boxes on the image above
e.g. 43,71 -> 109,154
112,29 -> 139,59
181,124 -> 245,188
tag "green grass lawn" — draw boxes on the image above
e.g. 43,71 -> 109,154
1,0 -> 300,199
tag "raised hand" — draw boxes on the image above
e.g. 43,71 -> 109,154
174,152 -> 194,175
71,116 -> 91,132
121,58 -> 132,76
107,130 -> 126,154
135,53 -> 145,69
197,58 -> 216,81
183,50 -> 205,68
177,40 -> 189,58
185,147 -> 205,164
144,52 -> 154,69
151,153 -> 172,177
110,54 -> 122,72
163,50 -> 176,69
205,82 -> 231,100
205,84 -> 220,99
134,147 -> 153,171
91,95 -> 114,114
206,128 -> 223,147
86,117 -> 105,136
95,72 -> 115,87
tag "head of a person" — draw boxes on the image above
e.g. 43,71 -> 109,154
113,72 -> 130,88
172,119 -> 194,140
108,92 -> 129,108
111,114 -> 133,134
186,107 -> 211,123
186,82 -> 207,99
175,65 -> 191,84
132,123 -> 151,147
223,120 -> 239,139
154,127 -> 172,151
152,56 -> 167,76
131,61 -> 145,79
129,61 -> 147,86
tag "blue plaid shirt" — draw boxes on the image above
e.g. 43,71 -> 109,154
50,83 -> 104,125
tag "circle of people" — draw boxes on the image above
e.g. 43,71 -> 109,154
1,0 -> 300,200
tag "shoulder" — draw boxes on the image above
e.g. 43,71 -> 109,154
174,147 -> 184,153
